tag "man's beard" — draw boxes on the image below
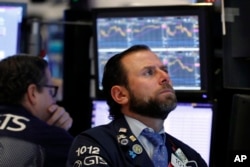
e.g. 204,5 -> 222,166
128,86 -> 177,120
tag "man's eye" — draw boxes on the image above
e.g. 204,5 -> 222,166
144,69 -> 154,76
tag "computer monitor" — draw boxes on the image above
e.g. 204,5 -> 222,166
91,100 -> 214,166
92,5 -> 214,101
0,2 -> 27,60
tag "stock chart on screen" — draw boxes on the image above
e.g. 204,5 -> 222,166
96,16 -> 201,91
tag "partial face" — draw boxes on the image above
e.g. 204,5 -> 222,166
32,67 -> 57,121
122,50 -> 177,119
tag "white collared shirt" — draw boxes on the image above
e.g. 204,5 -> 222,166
124,115 -> 165,159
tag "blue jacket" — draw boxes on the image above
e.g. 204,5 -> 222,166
0,105 -> 74,167
67,116 -> 208,167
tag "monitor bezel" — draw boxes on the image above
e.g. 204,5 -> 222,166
92,5 -> 214,102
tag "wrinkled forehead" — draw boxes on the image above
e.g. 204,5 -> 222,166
122,50 -> 163,70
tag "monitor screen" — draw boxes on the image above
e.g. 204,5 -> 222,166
44,23 -> 64,101
91,100 -> 214,166
0,2 -> 26,60
92,5 -> 213,101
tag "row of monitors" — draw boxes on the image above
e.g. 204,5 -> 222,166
1,3 -> 213,102
48,5 -> 214,102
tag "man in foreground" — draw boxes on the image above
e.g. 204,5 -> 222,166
67,45 -> 207,167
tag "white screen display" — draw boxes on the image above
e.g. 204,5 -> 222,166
164,103 -> 213,166
0,4 -> 25,60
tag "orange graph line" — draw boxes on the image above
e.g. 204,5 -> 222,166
166,24 -> 193,37
100,24 -> 161,37
99,24 -> 193,38
100,26 -> 126,37
168,58 -> 194,72
133,25 -> 161,33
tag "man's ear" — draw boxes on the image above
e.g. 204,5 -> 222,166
26,84 -> 37,105
111,86 -> 129,104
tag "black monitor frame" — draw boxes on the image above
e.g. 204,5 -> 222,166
92,5 -> 214,102
226,94 -> 250,166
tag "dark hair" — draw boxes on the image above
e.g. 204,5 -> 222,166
0,54 -> 48,105
102,44 -> 151,119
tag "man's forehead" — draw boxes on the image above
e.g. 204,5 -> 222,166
122,51 -> 164,73
124,50 -> 159,60
123,51 -> 162,66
